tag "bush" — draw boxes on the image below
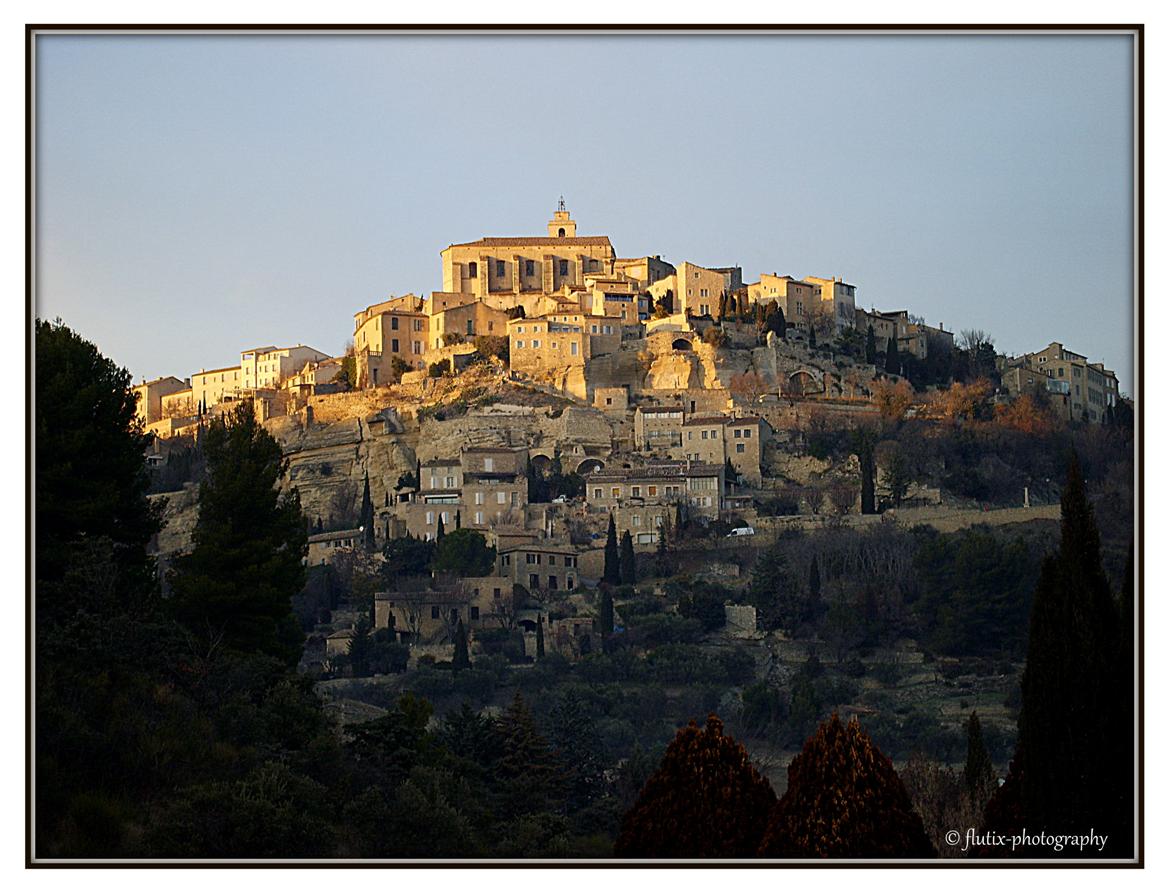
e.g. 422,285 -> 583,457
428,359 -> 451,378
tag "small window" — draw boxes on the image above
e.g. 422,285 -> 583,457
736,443 -> 745,453
558,227 -> 566,237
559,260 -> 568,276
549,575 -> 558,590
468,261 -> 478,278
525,260 -> 534,276
496,260 -> 505,278
470,606 -> 480,620
530,574 -> 540,588
391,317 -> 399,330
431,606 -> 440,619
391,339 -> 399,352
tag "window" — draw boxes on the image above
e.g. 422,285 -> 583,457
445,476 -> 455,488
593,488 -> 602,499
743,429 -> 751,438
426,511 -> 435,525
549,575 -> 558,590
648,486 -> 657,497
632,486 -> 641,497
474,511 -> 483,524
532,339 -> 541,348
440,511 -> 449,524
567,576 -> 575,589
496,260 -> 505,278
470,606 -> 480,621
570,342 -> 578,356
736,443 -> 745,453
548,555 -> 557,566
611,487 -> 621,498
530,574 -> 540,588
413,340 -> 422,354
414,319 -> 423,331
632,514 -> 641,526
431,606 -> 440,619
701,430 -> 708,440
525,260 -> 534,276
484,457 -> 494,472
391,339 -> 399,352
516,340 -> 525,349
559,260 -> 568,276
468,261 -> 477,278
466,319 -> 474,335
391,316 -> 399,330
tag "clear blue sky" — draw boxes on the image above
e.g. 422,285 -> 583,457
35,33 -> 1135,393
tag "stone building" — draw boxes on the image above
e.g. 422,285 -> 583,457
680,414 -> 772,487
651,261 -> 735,318
307,528 -> 362,565
633,404 -> 685,452
614,255 -> 675,290
241,345 -> 330,390
133,375 -> 188,426
584,461 -> 726,529
1019,341 -> 1120,423
440,203 -> 616,298
191,365 -> 244,410
496,542 -> 583,593
374,575 -> 515,644
804,275 -> 858,334
747,274 -> 818,331
508,315 -> 591,374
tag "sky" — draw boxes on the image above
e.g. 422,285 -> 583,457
35,33 -> 1136,393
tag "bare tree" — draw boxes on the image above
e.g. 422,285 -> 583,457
490,585 -> 519,631
958,329 -> 991,354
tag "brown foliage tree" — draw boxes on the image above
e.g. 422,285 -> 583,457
994,393 -> 1058,435
730,370 -> 769,405
614,715 -> 776,858
758,715 -> 936,858
872,377 -> 914,423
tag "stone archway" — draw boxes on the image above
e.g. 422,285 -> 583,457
672,338 -> 693,351
576,458 -> 605,476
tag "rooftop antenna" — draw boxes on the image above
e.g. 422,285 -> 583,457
557,195 -> 566,212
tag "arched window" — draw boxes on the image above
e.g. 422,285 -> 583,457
558,227 -> 566,237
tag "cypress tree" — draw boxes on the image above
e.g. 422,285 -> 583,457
452,619 -> 470,673
808,556 -> 821,602
986,453 -> 1130,857
759,715 -> 935,858
435,514 -> 445,543
963,710 -> 995,800
885,337 -> 900,375
620,530 -> 636,585
808,325 -> 817,350
535,613 -> 545,659
360,472 -> 375,550
600,590 -> 614,638
853,429 -> 877,515
717,291 -> 728,319
347,613 -> 373,677
455,509 -> 461,530
865,324 -> 878,364
674,502 -> 684,538
603,513 -> 620,585
616,715 -> 776,858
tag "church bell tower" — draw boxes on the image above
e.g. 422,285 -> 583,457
547,196 -> 577,238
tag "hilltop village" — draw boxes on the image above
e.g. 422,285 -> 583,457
138,203 -> 1125,671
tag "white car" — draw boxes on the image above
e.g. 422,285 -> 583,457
727,526 -> 755,537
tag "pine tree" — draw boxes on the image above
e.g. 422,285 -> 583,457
435,514 -> 445,543
758,715 -> 935,858
535,613 -> 545,659
993,452 -> 1130,856
496,692 -> 564,817
603,513 -> 620,585
615,715 -> 776,858
963,711 -> 995,800
865,324 -> 878,364
885,336 -> 900,375
619,530 -> 636,585
169,402 -> 307,665
452,619 -> 470,673
360,472 -> 375,550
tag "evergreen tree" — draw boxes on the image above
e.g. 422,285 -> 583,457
808,324 -> 817,350
885,336 -> 900,375
454,509 -> 461,530
654,525 -> 670,578
758,715 -> 935,858
599,590 -> 614,638
360,472 -> 375,550
615,715 -> 777,858
717,291 -> 728,319
169,402 -> 307,665
808,555 -> 821,603
347,613 -> 373,677
603,513 -> 620,585
535,613 -> 545,659
496,692 -> 564,817
865,324 -> 878,364
436,514 -> 445,543
963,711 -> 995,800
988,453 -> 1130,856
853,429 -> 877,514
747,540 -> 810,633
452,619 -> 471,673
431,528 -> 496,577
619,530 -> 636,585
35,319 -> 162,603
674,502 -> 684,538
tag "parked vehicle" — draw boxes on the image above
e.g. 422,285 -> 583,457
727,526 -> 755,537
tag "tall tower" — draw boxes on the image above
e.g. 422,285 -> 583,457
547,197 -> 577,238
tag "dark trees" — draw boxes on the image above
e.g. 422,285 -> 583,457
988,453 -> 1131,856
431,528 -> 496,577
169,402 -> 307,665
452,619 -> 471,673
619,529 -> 636,585
758,715 -> 935,858
603,514 -> 620,585
615,715 -> 776,858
